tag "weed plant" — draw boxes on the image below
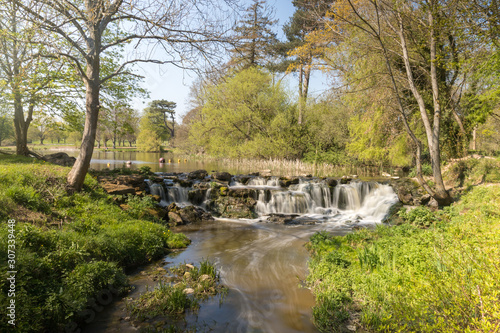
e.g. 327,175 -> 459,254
306,184 -> 500,332
0,155 -> 188,332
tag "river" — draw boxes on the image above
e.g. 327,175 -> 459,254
49,149 -> 399,332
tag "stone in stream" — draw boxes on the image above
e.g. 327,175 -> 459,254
188,169 -> 208,180
212,171 -> 232,182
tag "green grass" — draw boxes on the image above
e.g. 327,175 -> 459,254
0,155 -> 189,332
306,184 -> 500,332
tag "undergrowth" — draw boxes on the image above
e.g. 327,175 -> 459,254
0,155 -> 189,332
307,184 -> 500,332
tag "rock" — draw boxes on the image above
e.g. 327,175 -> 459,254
227,188 -> 256,198
280,177 -> 300,187
235,176 -> 252,185
168,211 -> 184,226
150,194 -> 161,202
183,288 -> 195,294
212,172 -> 232,182
340,176 -> 352,184
199,274 -> 211,281
42,152 -> 76,166
427,198 -> 439,211
186,263 -> 195,269
325,178 -> 338,188
188,189 -> 206,205
267,213 -> 300,224
116,174 -> 145,187
188,169 -> 208,180
101,183 -> 136,195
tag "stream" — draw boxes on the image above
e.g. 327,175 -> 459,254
84,175 -> 399,333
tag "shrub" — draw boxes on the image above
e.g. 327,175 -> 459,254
398,206 -> 439,228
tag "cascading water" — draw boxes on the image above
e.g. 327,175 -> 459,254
235,177 -> 398,226
145,180 -> 169,207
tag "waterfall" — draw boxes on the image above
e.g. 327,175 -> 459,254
248,178 -> 398,224
166,185 -> 190,206
149,183 -> 168,207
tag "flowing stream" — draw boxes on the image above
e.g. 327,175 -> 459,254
85,176 -> 399,333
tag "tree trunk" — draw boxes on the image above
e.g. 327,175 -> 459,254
398,12 -> 451,205
67,65 -> 100,191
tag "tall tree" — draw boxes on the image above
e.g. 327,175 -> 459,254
282,0 -> 333,124
143,100 -> 177,140
0,1 -> 71,155
15,0 -> 232,191
230,0 -> 278,69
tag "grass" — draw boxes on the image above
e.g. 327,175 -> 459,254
306,184 -> 500,332
0,155 -> 189,332
127,259 -> 227,325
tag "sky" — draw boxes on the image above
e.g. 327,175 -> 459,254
132,0 -> 328,122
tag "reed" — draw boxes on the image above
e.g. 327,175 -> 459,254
182,155 -> 387,178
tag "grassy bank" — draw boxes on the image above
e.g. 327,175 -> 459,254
306,184 -> 500,332
0,155 -> 189,332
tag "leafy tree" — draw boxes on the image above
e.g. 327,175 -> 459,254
189,67 -> 300,158
137,116 -> 162,152
143,100 -> 177,141
230,0 -> 279,69
0,1 -> 76,155
280,0 -> 333,124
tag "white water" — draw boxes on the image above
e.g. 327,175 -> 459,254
238,178 -> 398,226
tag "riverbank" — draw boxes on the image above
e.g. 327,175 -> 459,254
0,155 -> 189,332
306,182 -> 500,332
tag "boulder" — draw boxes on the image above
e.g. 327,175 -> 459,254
188,169 -> 208,180
340,176 -> 352,184
212,172 -> 232,182
188,189 -> 206,205
42,152 -> 76,167
168,211 -> 184,226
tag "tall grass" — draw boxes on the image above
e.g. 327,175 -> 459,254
185,155 -> 388,178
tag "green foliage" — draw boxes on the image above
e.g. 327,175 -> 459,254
444,157 -> 500,187
306,184 -> 500,332
398,206 -> 439,228
189,67 -> 300,158
166,233 -> 191,249
0,155 -> 188,332
128,259 -> 226,322
137,116 -> 162,152
408,163 -> 433,177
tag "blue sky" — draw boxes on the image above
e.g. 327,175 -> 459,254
132,0 -> 327,121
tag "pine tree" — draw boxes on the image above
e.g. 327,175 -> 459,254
230,0 -> 278,69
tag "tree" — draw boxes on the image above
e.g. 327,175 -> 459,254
0,1 -> 75,155
230,0 -> 278,69
0,107 -> 14,146
137,116 -> 162,152
15,0 -> 232,191
189,67 -> 299,158
143,100 -> 177,141
312,0 -> 493,204
28,112 -> 54,145
276,1 -> 334,125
